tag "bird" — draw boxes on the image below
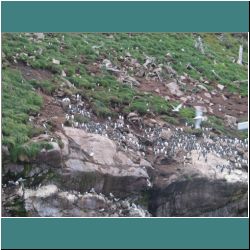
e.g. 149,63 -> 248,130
194,106 -> 206,129
62,97 -> 70,103
171,103 -> 183,112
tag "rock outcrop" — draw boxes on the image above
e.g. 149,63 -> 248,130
149,178 -> 248,217
148,146 -> 248,217
56,127 -> 151,198
37,142 -> 62,168
2,125 -> 248,217
15,184 -> 151,217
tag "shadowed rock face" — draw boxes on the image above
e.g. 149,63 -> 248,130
149,178 -> 248,217
36,142 -> 62,168
57,171 -> 148,198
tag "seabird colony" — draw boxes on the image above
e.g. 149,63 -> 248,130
59,94 -> 248,175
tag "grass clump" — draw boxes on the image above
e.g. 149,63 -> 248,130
179,107 -> 195,122
205,116 -> 226,135
161,115 -> 180,125
92,100 -> 113,118
74,114 -> 89,124
10,142 -> 53,162
29,79 -> 58,94
2,68 -> 43,154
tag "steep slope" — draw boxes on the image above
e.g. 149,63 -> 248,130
1,33 -> 248,217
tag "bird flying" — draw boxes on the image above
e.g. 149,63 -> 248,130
194,106 -> 205,129
171,103 -> 183,112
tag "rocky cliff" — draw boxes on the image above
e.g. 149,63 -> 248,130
2,33 -> 248,217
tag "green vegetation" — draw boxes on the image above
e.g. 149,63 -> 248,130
10,141 -> 53,163
2,68 -> 43,153
204,115 -> 248,139
2,33 -> 248,98
2,33 -> 248,160
29,79 -> 58,95
179,107 -> 195,122
161,115 -> 180,125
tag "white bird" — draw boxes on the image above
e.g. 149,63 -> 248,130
76,94 -> 81,101
171,103 -> 183,112
62,97 -> 70,103
194,106 -> 205,129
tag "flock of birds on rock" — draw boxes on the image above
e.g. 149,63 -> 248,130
59,94 -> 248,176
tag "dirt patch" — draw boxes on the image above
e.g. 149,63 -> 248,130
12,63 -> 65,130
15,63 -> 53,81
138,77 -> 248,121
137,78 -> 173,98
211,94 -> 248,120
187,92 -> 248,120
85,64 -> 101,76
35,91 -> 65,131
